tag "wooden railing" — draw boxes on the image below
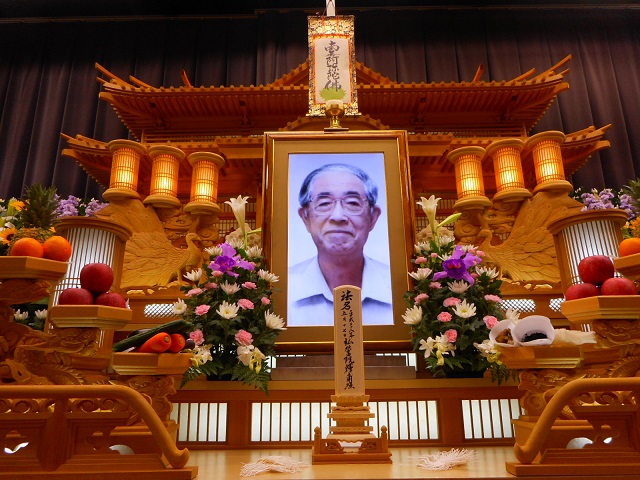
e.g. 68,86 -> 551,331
169,378 -> 522,450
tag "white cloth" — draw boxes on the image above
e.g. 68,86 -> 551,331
287,255 -> 393,326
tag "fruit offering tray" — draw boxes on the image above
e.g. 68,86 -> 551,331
561,295 -> 640,324
48,304 -> 133,329
0,256 -> 69,281
111,352 -> 194,376
614,252 -> 640,278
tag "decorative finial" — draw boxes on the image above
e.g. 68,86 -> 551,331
324,100 -> 348,132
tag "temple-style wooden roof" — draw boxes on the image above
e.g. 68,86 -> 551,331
63,56 -> 610,201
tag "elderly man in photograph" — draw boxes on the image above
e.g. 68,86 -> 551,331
287,163 -> 393,326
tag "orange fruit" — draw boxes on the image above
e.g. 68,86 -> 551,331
619,237 -> 640,257
42,235 -> 73,262
10,237 -> 44,257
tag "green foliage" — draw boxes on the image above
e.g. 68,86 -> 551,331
178,240 -> 283,393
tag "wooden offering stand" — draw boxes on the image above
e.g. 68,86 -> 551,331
0,256 -> 197,478
499,288 -> 640,477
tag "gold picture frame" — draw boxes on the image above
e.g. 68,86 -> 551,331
263,130 -> 415,351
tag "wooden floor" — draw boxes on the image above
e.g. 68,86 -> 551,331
185,446 -> 640,479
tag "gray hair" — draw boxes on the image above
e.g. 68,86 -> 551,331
298,163 -> 378,208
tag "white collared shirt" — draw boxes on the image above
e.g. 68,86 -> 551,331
287,255 -> 393,326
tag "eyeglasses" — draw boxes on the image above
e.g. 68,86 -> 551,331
309,195 -> 368,216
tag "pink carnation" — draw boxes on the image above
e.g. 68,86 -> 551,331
429,282 -> 442,289
190,330 -> 205,346
483,315 -> 499,329
238,298 -> 255,310
242,281 -> 257,289
210,270 -> 224,278
430,252 -> 438,258
195,304 -> 210,316
261,297 -> 271,305
204,282 -> 218,290
443,297 -> 461,307
414,293 -> 429,304
437,311 -> 452,322
235,329 -> 253,346
484,294 -> 502,303
415,256 -> 427,264
187,287 -> 203,297
444,329 -> 458,343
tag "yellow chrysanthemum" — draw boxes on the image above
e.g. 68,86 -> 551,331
9,200 -> 25,211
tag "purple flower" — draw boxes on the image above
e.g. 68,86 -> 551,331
209,243 -> 255,277
433,245 -> 480,285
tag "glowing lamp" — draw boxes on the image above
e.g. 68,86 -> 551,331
143,145 -> 184,209
103,140 -> 146,201
447,146 -> 491,210
486,138 -> 531,203
524,131 -> 573,193
184,152 -> 225,216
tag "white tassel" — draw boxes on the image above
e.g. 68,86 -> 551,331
240,455 -> 308,477
416,448 -> 477,470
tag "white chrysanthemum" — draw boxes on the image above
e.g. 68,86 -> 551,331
227,236 -> 245,249
437,232 -> 456,246
237,344 -> 254,366
265,311 -> 286,330
457,244 -> 477,253
183,268 -> 203,282
476,265 -> 499,279
205,245 -> 223,258
414,242 -> 432,254
192,344 -> 214,366
504,308 -> 521,323
409,267 -> 433,281
217,301 -> 239,319
172,298 -> 187,315
220,281 -> 241,295
34,309 -> 48,320
245,245 -> 263,259
258,269 -> 279,283
402,305 -> 423,325
453,299 -> 476,319
12,309 -> 28,321
448,280 -> 470,294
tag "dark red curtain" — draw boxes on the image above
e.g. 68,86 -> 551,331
1,7 -> 639,199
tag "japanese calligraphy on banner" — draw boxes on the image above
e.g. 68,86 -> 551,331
307,15 -> 358,117
333,285 -> 365,396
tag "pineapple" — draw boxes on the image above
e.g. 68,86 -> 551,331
622,177 -> 640,211
9,184 -> 60,246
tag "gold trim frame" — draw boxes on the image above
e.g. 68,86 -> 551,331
308,15 -> 358,116
263,131 -> 414,349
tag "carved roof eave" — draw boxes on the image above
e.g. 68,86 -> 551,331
61,123 -> 609,197
95,57 -> 570,141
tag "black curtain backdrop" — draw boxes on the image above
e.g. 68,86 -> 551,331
1,7 -> 640,199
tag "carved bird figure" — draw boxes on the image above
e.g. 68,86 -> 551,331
473,193 -> 583,285
120,231 -> 203,289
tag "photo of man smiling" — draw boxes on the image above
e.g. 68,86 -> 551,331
287,156 -> 393,326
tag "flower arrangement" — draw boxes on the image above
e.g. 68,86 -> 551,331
0,189 -> 107,255
177,196 -> 283,393
403,196 -> 516,382
571,185 -> 640,238
54,195 -> 108,218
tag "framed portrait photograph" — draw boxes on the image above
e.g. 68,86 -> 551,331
263,130 -> 414,349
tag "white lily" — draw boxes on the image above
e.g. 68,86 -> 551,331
12,309 -> 28,321
417,195 -> 440,236
225,195 -> 250,247
34,309 -> 48,320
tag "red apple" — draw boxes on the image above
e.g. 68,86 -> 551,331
578,255 -> 615,286
565,282 -> 600,300
58,287 -> 94,305
80,262 -> 114,294
95,292 -> 128,308
601,277 -> 638,296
